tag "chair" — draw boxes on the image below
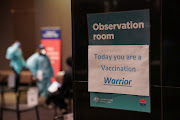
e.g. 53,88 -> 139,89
64,89 -> 73,113
0,87 -> 40,120
0,72 -> 40,120
53,89 -> 73,120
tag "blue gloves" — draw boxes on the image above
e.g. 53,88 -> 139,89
15,42 -> 21,47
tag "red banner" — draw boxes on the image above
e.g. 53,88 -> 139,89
41,27 -> 61,82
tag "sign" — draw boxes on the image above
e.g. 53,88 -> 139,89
89,45 -> 149,96
48,81 -> 61,93
90,92 -> 150,112
87,10 -> 150,112
27,87 -> 38,107
8,74 -> 15,88
41,27 -> 61,82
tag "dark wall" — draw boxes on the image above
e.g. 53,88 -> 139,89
162,0 -> 179,120
0,1 -> 14,70
34,0 -> 72,70
11,0 -> 36,59
72,0 -> 179,120
0,0 -> 36,70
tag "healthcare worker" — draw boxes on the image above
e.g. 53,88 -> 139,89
5,41 -> 26,91
26,44 -> 54,98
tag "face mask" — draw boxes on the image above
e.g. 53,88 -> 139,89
40,49 -> 46,55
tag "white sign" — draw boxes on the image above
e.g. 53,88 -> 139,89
48,81 -> 61,93
8,74 -> 15,88
88,45 -> 149,96
27,87 -> 38,107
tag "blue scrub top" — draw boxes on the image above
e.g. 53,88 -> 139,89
6,43 -> 26,74
26,52 -> 54,80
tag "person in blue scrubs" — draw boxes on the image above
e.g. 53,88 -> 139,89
6,41 -> 26,91
26,44 -> 54,98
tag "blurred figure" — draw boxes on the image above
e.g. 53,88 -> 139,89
60,56 -> 72,98
5,41 -> 26,91
46,56 -> 72,114
26,44 -> 54,98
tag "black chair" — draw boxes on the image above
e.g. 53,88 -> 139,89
53,89 -> 73,120
0,87 -> 40,120
0,74 -> 40,120
64,89 -> 73,113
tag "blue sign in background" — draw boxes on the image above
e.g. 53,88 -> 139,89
41,27 -> 61,39
88,9 -> 150,113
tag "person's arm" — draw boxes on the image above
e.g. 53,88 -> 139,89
5,43 -> 19,60
61,69 -> 72,91
19,49 -> 26,68
26,53 -> 38,77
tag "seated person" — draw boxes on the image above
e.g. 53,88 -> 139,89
46,57 -> 72,114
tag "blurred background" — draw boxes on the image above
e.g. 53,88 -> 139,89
0,0 -> 72,71
0,0 -> 179,120
0,0 -> 72,120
